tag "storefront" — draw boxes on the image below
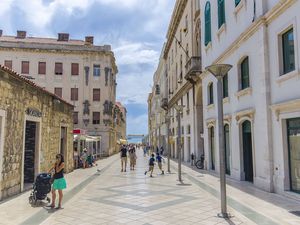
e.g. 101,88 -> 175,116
287,118 -> 300,193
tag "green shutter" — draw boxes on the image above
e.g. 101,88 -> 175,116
282,28 -> 295,74
235,0 -> 241,6
218,0 -> 225,28
241,57 -> 250,89
223,73 -> 228,98
205,2 -> 211,46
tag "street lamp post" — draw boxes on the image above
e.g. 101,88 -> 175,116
174,104 -> 184,182
205,64 -> 232,218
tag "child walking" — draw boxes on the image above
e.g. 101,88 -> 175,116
156,153 -> 165,175
144,154 -> 155,177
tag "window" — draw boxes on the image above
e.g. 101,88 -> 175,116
187,92 -> 190,109
93,64 -> 100,76
4,60 -> 12,69
71,88 -> 78,101
204,2 -> 211,46
71,63 -> 79,75
73,112 -> 78,124
54,87 -> 62,98
187,125 -> 191,134
93,89 -> 101,101
235,0 -> 241,6
182,126 -> 184,135
240,57 -> 250,89
55,62 -> 63,75
218,0 -> 225,28
21,61 -> 29,74
93,112 -> 100,124
208,83 -> 214,105
38,62 -> 46,75
185,15 -> 188,33
210,126 -> 215,170
223,73 -> 228,98
282,28 -> 295,74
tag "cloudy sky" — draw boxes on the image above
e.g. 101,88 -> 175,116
0,0 -> 175,139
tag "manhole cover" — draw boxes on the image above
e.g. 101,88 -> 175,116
290,211 -> 300,217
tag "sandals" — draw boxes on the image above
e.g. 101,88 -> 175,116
55,206 -> 62,210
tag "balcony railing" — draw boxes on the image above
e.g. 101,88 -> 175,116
185,56 -> 202,83
160,98 -> 168,110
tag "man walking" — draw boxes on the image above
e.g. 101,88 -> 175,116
156,153 -> 164,175
120,145 -> 128,172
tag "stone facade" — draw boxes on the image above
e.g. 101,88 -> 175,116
0,66 -> 73,200
0,32 -> 118,156
113,102 -> 127,152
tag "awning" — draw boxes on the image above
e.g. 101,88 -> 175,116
117,139 -> 128,144
86,135 -> 101,142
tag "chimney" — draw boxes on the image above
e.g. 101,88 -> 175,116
85,36 -> 94,45
57,33 -> 69,41
0,30 -> 2,37
17,30 -> 26,39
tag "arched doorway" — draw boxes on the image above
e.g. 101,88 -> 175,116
209,126 -> 215,170
224,124 -> 231,175
242,120 -> 253,182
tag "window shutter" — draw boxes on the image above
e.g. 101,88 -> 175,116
282,28 -> 295,74
22,61 -> 29,74
71,88 -> 78,101
4,60 -> 12,69
205,2 -> 211,46
93,89 -> 101,101
55,62 -> 63,75
218,0 -> 225,28
241,57 -> 249,89
73,112 -> 78,124
93,112 -> 100,124
54,88 -> 62,98
38,62 -> 46,75
71,63 -> 79,75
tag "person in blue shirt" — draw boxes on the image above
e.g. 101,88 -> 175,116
156,153 -> 165,175
144,154 -> 155,177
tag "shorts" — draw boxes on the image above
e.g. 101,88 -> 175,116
148,165 -> 154,172
121,157 -> 127,163
158,162 -> 162,170
53,178 -> 67,190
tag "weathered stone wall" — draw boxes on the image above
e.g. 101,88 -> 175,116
0,69 -> 73,200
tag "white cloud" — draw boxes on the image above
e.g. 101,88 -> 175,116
117,72 -> 152,105
114,42 -> 159,66
126,113 -> 148,135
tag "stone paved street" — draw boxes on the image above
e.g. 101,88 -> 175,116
0,148 -> 299,225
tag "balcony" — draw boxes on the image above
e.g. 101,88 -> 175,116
160,98 -> 168,110
185,56 -> 202,83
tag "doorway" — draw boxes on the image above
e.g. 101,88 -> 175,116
60,127 -> 67,158
287,118 -> 300,193
23,121 -> 38,188
224,124 -> 231,175
209,127 -> 215,170
242,121 -> 253,182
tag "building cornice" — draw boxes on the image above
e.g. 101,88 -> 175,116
163,0 -> 188,59
0,46 -> 118,74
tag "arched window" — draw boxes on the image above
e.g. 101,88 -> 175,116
218,0 -> 225,28
208,82 -> 214,105
204,2 -> 211,46
240,56 -> 250,90
235,0 -> 241,7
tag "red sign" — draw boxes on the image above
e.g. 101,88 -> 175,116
73,129 -> 86,135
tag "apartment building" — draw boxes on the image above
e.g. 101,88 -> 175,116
0,31 -> 118,156
200,0 -> 300,194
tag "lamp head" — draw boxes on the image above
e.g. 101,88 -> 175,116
205,64 -> 232,79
